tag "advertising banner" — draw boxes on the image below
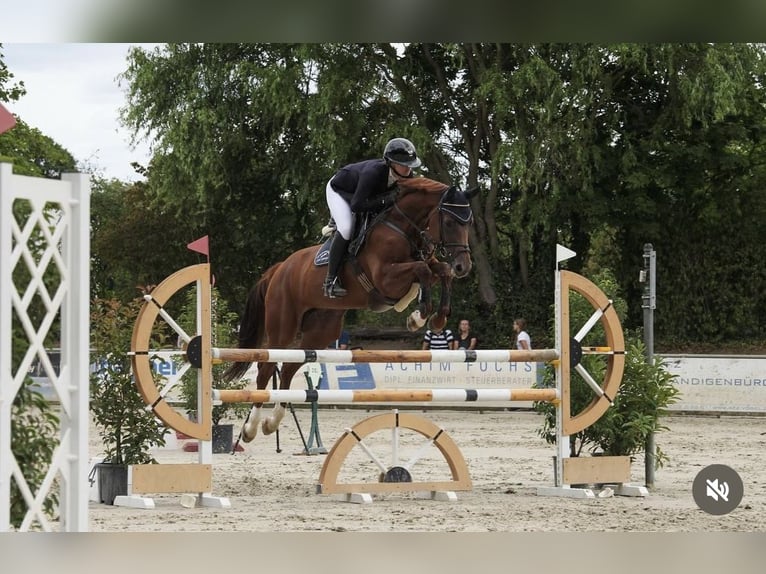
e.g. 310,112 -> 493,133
661,354 -> 766,413
310,360 -> 542,408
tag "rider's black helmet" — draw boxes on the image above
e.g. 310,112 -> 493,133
383,137 -> 422,169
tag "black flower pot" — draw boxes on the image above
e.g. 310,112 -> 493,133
211,423 -> 234,454
96,463 -> 128,505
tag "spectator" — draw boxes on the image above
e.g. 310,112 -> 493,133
452,318 -> 478,350
513,318 -> 531,350
330,329 -> 351,350
422,326 -> 455,350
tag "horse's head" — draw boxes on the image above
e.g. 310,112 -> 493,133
433,185 -> 478,278
392,177 -> 477,278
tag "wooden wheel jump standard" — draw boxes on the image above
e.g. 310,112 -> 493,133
316,411 -> 472,503
130,263 -> 212,441
559,270 -> 625,436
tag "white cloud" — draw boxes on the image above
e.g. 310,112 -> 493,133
2,43 -> 158,182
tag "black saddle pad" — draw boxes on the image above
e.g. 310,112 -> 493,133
314,238 -> 332,267
313,214 -> 372,267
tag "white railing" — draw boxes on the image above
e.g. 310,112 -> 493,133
0,163 -> 90,531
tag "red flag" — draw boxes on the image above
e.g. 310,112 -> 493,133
187,235 -> 210,257
0,103 -> 16,135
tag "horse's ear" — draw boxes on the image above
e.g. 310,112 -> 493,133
466,186 -> 480,199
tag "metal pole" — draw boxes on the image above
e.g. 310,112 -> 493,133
641,243 -> 656,488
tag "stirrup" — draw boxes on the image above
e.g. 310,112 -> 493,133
323,277 -> 347,298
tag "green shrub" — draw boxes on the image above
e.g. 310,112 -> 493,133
90,297 -> 168,465
9,380 -> 59,529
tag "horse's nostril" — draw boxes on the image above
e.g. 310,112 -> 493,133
452,257 -> 472,278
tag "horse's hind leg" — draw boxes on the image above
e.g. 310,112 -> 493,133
261,402 -> 286,435
260,309 -> 344,434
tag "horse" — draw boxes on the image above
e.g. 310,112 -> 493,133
222,176 -> 478,441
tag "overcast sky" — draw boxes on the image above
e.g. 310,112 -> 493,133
2,43 -> 158,182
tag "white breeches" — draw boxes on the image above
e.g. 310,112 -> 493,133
326,179 -> 353,240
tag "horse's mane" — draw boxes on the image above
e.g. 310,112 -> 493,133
396,176 -> 449,197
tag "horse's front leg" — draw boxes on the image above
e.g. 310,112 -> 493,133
261,362 -> 303,435
241,361 -> 276,443
425,260 -> 455,331
405,263 -> 437,331
374,261 -> 436,331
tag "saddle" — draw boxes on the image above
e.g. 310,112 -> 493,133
313,212 -> 375,267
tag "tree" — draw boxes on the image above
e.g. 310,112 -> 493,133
0,118 -> 77,177
119,43 -> 766,349
90,176 -> 200,301
0,43 -> 25,102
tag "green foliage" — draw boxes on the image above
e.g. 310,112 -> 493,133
0,44 -> 26,102
9,381 -> 59,529
89,177 -> 196,302
112,43 -> 766,350
177,288 -> 250,426
90,298 -> 168,465
591,341 -> 680,465
0,118 -> 77,177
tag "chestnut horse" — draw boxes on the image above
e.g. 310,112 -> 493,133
222,177 -> 477,441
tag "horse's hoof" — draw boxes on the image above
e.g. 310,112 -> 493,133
261,421 -> 276,435
429,320 -> 447,332
407,310 -> 427,331
240,425 -> 257,443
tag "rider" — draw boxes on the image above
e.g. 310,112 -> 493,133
322,137 -> 422,298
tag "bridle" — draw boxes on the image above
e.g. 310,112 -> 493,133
382,189 -> 472,263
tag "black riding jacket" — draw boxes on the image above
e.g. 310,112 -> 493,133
329,159 -> 397,212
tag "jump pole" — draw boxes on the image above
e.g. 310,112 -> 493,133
214,388 -> 558,404
210,348 -> 559,364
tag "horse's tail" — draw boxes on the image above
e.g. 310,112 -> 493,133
221,262 -> 282,383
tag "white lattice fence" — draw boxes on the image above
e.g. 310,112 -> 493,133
0,162 -> 90,531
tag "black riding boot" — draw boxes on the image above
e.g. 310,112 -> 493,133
323,234 -> 349,298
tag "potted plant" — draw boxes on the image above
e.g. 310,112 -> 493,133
90,297 -> 168,504
178,287 -> 250,453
